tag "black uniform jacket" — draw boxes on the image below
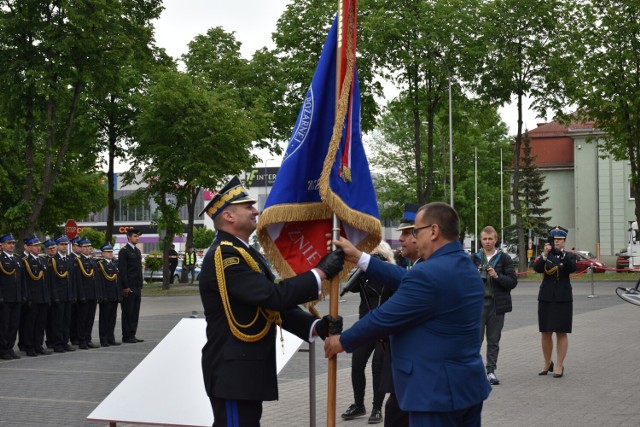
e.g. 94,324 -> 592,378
47,253 -> 76,303
199,231 -> 319,402
22,254 -> 49,304
533,250 -> 577,302
96,259 -> 122,302
0,252 -> 24,302
74,255 -> 101,301
118,244 -> 143,289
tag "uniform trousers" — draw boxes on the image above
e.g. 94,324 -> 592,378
211,396 -> 262,427
479,299 -> 505,373
23,303 -> 48,351
408,402 -> 483,427
99,300 -> 118,343
77,300 -> 97,345
0,302 -> 21,354
121,287 -> 141,340
69,302 -> 79,343
50,301 -> 73,348
385,393 -> 409,427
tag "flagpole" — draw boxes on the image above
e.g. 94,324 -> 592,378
327,2 -> 348,426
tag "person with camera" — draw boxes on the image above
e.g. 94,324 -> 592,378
341,241 -> 395,424
533,226 -> 577,378
471,226 -> 518,386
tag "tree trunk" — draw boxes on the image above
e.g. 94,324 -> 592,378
105,118 -> 117,244
513,91 -> 526,272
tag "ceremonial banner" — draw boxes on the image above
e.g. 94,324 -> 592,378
257,8 -> 380,286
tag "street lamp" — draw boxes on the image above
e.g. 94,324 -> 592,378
448,74 -> 454,207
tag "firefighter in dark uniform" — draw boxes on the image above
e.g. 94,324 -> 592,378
68,237 -> 81,345
74,238 -> 101,349
0,234 -> 24,360
118,228 -> 144,343
22,236 -> 52,357
97,244 -> 121,347
46,236 -> 76,352
198,176 -> 344,426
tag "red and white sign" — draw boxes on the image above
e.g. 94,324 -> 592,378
65,219 -> 78,239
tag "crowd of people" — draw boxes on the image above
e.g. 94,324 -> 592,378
0,228 -> 145,360
197,176 -> 575,427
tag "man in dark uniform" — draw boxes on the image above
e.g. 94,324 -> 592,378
198,176 -> 344,426
68,237 -> 81,345
97,244 -> 121,347
168,244 -> 179,284
73,238 -> 101,349
46,236 -> 76,353
0,234 -> 24,359
22,236 -> 52,357
118,228 -> 144,343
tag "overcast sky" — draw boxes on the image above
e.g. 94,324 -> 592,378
149,0 -> 541,167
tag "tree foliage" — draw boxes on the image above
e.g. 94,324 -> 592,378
561,1 -> 640,224
470,0 -> 575,270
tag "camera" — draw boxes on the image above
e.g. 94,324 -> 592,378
479,264 -> 489,280
547,234 -> 562,256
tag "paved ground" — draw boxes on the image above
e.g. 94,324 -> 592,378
1,279 -> 639,426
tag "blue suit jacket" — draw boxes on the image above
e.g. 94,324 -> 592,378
341,241 -> 491,412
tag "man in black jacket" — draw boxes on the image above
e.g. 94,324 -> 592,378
198,176 -> 344,426
22,236 -> 52,357
49,236 -> 76,352
0,234 -> 24,359
97,244 -> 121,347
74,238 -> 101,349
118,229 -> 144,343
471,226 -> 518,385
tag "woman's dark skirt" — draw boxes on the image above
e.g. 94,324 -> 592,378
538,300 -> 573,333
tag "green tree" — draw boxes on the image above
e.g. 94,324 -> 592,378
370,93 -> 511,237
470,0 -> 575,270
0,0 -> 163,242
192,227 -> 215,250
129,69 -> 257,289
505,133 -> 551,259
560,1 -> 640,224
78,227 -> 109,249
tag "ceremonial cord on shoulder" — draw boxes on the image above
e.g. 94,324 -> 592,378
0,257 -> 16,276
98,260 -> 117,282
23,257 -> 44,281
76,257 -> 94,278
214,241 -> 282,343
544,257 -> 560,279
49,257 -> 68,278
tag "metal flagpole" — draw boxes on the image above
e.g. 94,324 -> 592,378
500,148 -> 504,246
475,147 -> 478,252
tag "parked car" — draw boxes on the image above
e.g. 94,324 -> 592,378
143,259 -> 201,283
616,249 -> 630,271
567,250 -> 606,273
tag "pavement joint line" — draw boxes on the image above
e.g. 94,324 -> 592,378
0,367 -> 131,375
0,395 -> 100,405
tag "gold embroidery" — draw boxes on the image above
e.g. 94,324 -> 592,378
214,241 -> 282,343
76,257 -> 94,278
23,256 -> 44,281
49,257 -> 68,278
98,260 -> 117,282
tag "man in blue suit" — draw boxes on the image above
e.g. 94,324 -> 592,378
326,202 -> 491,426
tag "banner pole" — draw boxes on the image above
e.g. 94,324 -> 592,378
327,214 -> 341,427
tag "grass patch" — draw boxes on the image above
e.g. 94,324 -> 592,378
142,282 -> 199,296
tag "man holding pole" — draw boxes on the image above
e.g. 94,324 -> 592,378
326,203 -> 491,426
198,176 -> 344,426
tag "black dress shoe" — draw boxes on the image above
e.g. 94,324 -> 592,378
1,352 -> 13,360
26,350 -> 38,357
9,349 -> 21,359
70,340 -> 79,346
100,342 -> 110,347
36,347 -> 53,355
108,340 -> 121,346
53,346 -> 66,353
539,361 -> 554,375
341,404 -> 366,420
122,338 -> 138,343
86,342 -> 100,349
62,344 -> 76,352
368,406 -> 383,424
78,343 -> 88,350
135,338 -> 144,343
